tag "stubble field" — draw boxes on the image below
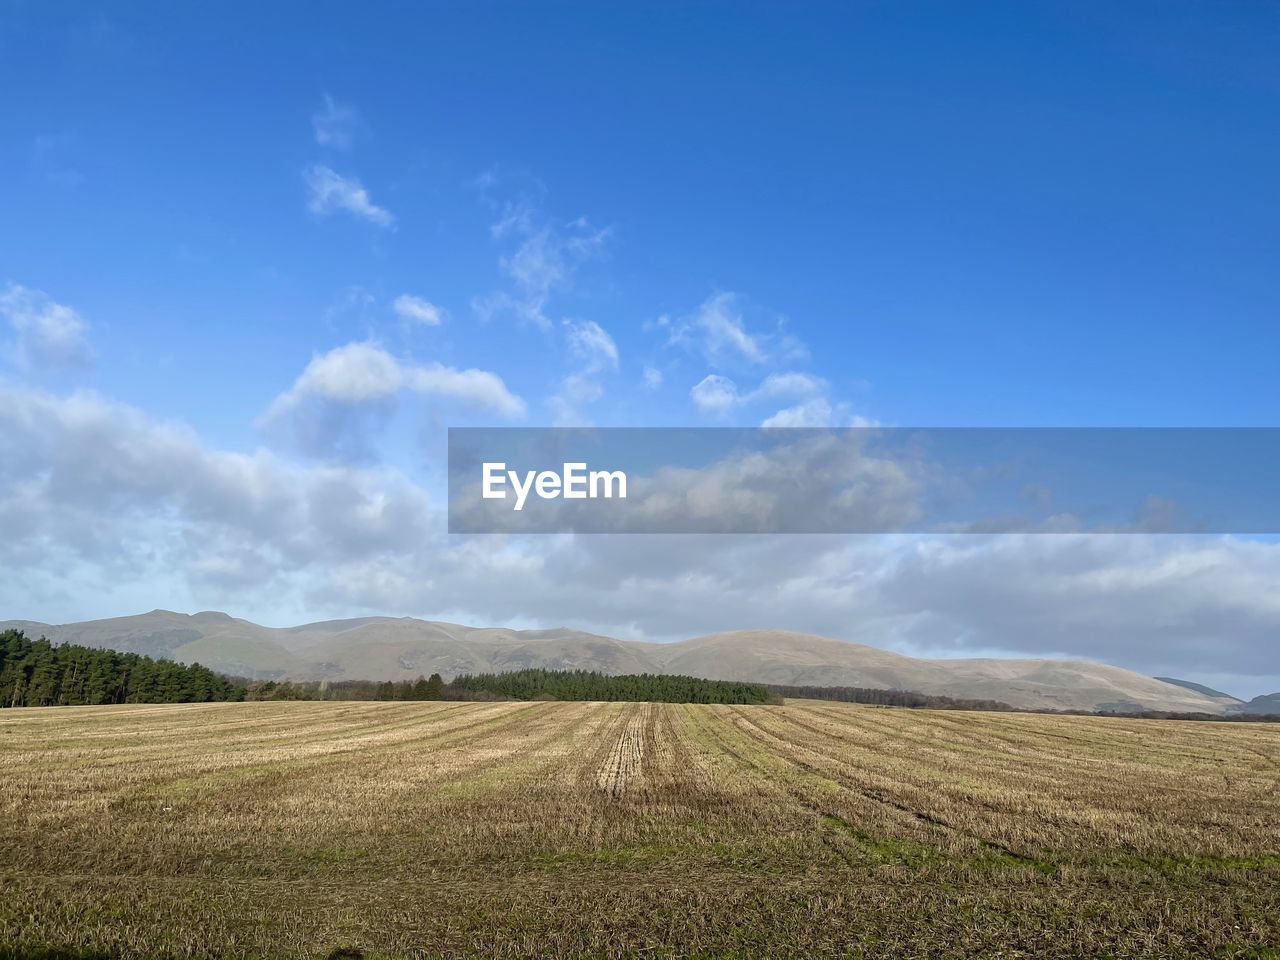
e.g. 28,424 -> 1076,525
1,699 -> 1278,959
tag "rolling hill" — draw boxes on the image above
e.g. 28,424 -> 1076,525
0,610 -> 1250,714
1237,693 -> 1280,715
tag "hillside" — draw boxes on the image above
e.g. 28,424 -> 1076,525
0,610 -> 1237,714
654,630 -> 1239,714
1155,676 -> 1244,710
1238,693 -> 1280,716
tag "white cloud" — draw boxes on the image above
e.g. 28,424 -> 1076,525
548,373 -> 604,427
502,229 -> 567,299
761,398 -> 836,428
690,374 -> 741,414
692,292 -> 766,363
549,320 -> 619,425
0,385 -> 434,594
565,319 -> 618,371
662,292 -> 812,372
690,370 -> 825,416
311,95 -> 360,149
270,341 -> 404,407
477,203 -> 610,329
642,366 -> 663,389
757,372 -> 826,398
260,341 -> 525,459
268,341 -> 525,416
0,283 -> 94,370
393,294 -> 446,326
304,165 -> 394,228
406,363 -> 526,416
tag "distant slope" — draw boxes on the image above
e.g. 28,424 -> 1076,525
1152,680 -> 1239,701
651,630 -> 1233,714
292,618 -> 656,680
1152,675 -> 1239,716
0,611 -> 1234,714
1237,693 -> 1280,716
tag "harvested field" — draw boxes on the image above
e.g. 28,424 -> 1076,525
1,699 -> 1278,959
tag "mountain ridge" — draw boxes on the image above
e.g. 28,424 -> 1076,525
0,610 -> 1254,715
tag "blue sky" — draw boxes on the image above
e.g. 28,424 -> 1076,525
2,3 -> 1278,694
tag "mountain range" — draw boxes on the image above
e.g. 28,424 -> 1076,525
4,609 -> 1272,715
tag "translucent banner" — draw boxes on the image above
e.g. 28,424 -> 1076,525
447,427 -> 1280,534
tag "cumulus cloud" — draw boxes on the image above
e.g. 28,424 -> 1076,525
0,283 -> 94,370
690,374 -> 741,414
304,165 -> 394,227
266,342 -> 525,416
393,294 -> 446,326
268,341 -> 404,407
762,398 -> 837,427
259,341 -> 525,459
311,95 -> 361,149
0,385 -> 433,595
407,363 -> 527,415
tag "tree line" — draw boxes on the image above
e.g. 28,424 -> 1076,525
0,630 -> 242,708
449,668 -> 776,704
234,670 -> 774,704
241,675 -> 445,701
762,683 -> 1015,712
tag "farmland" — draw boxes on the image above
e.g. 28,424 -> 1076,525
2,700 -> 1278,959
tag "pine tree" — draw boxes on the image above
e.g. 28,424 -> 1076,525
0,630 -> 243,708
